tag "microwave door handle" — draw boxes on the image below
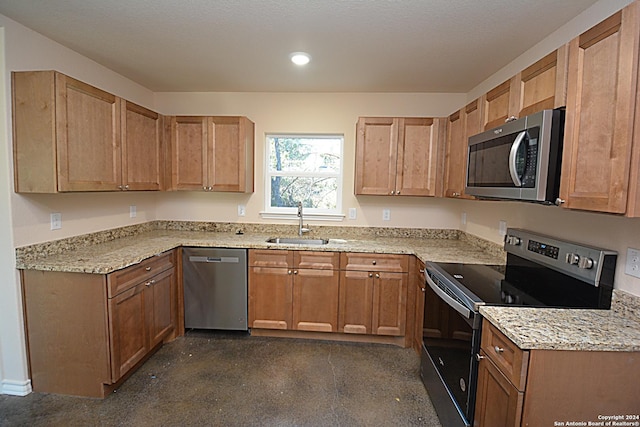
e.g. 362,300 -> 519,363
508,131 -> 527,187
425,274 -> 472,319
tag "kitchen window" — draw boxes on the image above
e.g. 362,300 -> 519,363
262,134 -> 343,220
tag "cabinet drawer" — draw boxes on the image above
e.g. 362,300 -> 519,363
108,251 -> 175,298
340,253 -> 408,272
481,320 -> 529,391
294,251 -> 339,270
249,249 -> 293,268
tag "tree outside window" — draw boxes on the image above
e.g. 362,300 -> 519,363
266,135 -> 342,214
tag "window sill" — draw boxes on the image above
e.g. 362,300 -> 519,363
259,211 -> 346,222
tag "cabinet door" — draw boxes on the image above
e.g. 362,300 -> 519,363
355,117 -> 398,195
146,268 -> 176,348
292,268 -> 339,332
170,116 -> 208,190
338,270 -> 374,334
560,3 -> 640,213
121,101 -> 162,191
474,351 -> 524,427
372,272 -> 407,336
482,78 -> 519,130
396,118 -> 444,196
248,266 -> 293,330
444,109 -> 465,198
412,262 -> 426,353
108,282 -> 148,382
209,116 -> 254,192
55,73 -> 121,191
516,47 -> 568,117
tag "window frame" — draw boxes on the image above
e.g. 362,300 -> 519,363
261,133 -> 345,221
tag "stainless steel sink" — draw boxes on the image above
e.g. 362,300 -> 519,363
266,237 -> 329,245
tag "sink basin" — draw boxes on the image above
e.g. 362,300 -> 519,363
266,237 -> 329,245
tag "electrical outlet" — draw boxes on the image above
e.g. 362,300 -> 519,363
498,220 -> 507,236
238,204 -> 246,217
129,205 -> 137,218
625,248 -> 640,279
348,208 -> 357,220
382,209 -> 391,221
50,213 -> 61,230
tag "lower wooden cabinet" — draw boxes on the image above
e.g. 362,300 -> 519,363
412,259 -> 426,353
21,250 -> 178,397
474,319 -> 640,426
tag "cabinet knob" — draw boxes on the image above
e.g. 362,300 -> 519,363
420,287 -> 426,292
288,270 -> 292,275
375,273 -> 380,279
145,279 -> 155,287
452,192 -> 460,197
475,353 -> 485,361
555,198 -> 565,206
419,269 -> 425,273
203,186 -> 207,191
124,185 -> 129,190
396,190 -> 400,195
372,260 -> 377,265
293,270 -> 298,275
145,267 -> 151,271
494,346 -> 504,353
118,185 -> 123,190
369,273 -> 373,278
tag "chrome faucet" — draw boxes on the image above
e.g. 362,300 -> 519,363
297,201 -> 311,236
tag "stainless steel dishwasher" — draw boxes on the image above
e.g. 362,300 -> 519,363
182,247 -> 248,331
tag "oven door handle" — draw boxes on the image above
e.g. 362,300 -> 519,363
425,274 -> 472,319
508,130 -> 527,187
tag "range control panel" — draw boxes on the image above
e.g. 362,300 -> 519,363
527,240 -> 559,259
504,228 -> 617,287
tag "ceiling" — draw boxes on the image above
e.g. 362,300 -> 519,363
0,0 -> 600,93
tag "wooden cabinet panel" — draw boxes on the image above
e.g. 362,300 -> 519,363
56,73 -> 121,192
372,271 -> 407,336
294,251 -> 339,270
170,116 -> 208,190
412,260 -> 426,353
108,281 -> 148,382
560,2 -> 640,214
209,116 -> 254,192
354,117 -> 397,195
482,78 -> 519,131
292,268 -> 339,332
340,252 -> 408,272
516,46 -> 568,117
481,321 -> 529,390
146,268 -> 176,348
474,350 -> 524,427
250,249 -> 293,268
355,116 -> 444,196
121,101 -> 162,191
338,270 -> 374,334
444,109 -> 465,198
248,266 -> 293,330
108,251 -> 175,297
396,118 -> 444,196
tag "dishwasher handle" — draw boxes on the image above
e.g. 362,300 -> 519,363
188,256 -> 240,263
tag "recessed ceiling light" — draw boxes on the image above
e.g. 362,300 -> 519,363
290,52 -> 311,66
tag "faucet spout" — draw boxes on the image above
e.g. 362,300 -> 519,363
297,201 -> 310,236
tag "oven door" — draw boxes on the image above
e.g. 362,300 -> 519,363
420,271 -> 482,427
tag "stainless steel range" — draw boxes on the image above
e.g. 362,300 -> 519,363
419,228 -> 617,427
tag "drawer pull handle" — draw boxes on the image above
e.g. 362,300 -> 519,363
494,346 -> 504,353
145,267 -> 152,271
476,353 -> 485,361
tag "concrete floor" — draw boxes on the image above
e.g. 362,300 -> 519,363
0,332 -> 442,426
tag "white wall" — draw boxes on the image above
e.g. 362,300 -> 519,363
154,92 -> 465,229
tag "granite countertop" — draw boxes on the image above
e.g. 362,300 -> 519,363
15,229 -> 505,274
15,221 -> 640,353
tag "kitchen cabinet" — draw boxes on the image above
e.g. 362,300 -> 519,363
443,99 -> 482,199
169,115 -> 254,192
354,117 -> 445,196
560,1 -> 640,215
411,258 -> 426,353
11,71 -> 164,192
21,250 -> 178,397
474,319 -> 640,426
481,78 -> 519,131
338,253 -> 408,336
248,250 -> 339,332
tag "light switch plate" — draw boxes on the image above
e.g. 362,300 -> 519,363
461,212 -> 467,225
348,208 -> 357,220
50,213 -> 61,230
238,204 -> 246,217
625,248 -> 640,279
130,205 -> 137,218
498,220 -> 507,236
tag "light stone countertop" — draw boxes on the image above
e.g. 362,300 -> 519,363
15,229 -> 505,274
15,222 -> 640,353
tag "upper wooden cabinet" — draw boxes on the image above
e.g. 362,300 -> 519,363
355,117 -> 445,197
169,115 -> 254,192
481,78 -> 519,131
12,71 -> 164,192
560,1 -> 640,215
443,99 -> 482,199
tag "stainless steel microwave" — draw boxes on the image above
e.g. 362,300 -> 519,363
465,108 -> 565,204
